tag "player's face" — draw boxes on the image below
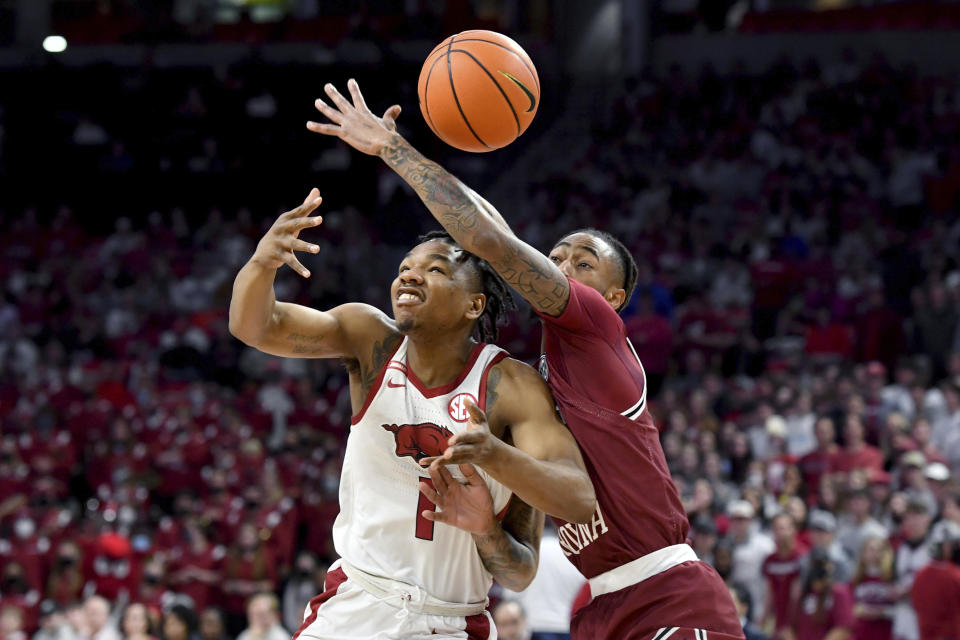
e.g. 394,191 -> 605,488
390,240 -> 484,336
549,232 -> 625,310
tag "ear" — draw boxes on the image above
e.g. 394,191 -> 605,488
465,292 -> 485,321
604,286 -> 626,311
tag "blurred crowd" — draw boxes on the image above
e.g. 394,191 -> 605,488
2,41 -> 960,640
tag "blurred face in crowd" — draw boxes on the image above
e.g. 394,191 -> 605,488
122,603 -> 150,637
492,601 -> 528,640
549,232 -> 627,311
237,524 -> 259,552
163,612 -> 188,640
247,595 -> 277,633
815,418 -> 835,448
85,597 -> 111,634
786,497 -> 807,527
849,492 -> 871,520
861,537 -> 885,569
811,527 -> 833,550
844,417 -> 865,447
772,514 -> 797,548
904,509 -> 931,541
0,607 -> 24,637
198,609 -> 224,640
729,515 -> 752,541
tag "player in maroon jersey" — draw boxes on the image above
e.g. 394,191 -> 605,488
310,79 -> 744,640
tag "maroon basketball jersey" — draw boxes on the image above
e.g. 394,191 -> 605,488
536,278 -> 688,578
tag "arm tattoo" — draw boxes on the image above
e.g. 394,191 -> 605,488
359,331 -> 403,396
381,134 -> 569,315
472,498 -> 542,592
381,135 -> 478,232
484,367 -> 502,414
286,332 -> 326,355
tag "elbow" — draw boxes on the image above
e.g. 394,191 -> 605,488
227,315 -> 259,347
502,565 -> 537,592
567,482 -> 597,525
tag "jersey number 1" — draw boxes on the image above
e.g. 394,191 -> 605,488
416,477 -> 436,540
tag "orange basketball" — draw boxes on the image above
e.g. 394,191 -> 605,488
417,30 -> 540,153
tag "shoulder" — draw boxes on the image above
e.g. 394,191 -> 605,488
485,357 -> 555,426
332,303 -> 400,351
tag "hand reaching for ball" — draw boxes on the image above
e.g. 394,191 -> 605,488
307,79 -> 402,157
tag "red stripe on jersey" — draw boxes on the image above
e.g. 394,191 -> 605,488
350,339 -> 405,425
405,342 -> 486,399
478,351 -> 509,412
464,611 -> 492,640
291,566 -> 347,640
495,494 -> 513,521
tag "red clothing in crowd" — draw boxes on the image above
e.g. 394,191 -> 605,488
762,547 -> 805,631
852,574 -> 895,640
835,444 -> 884,474
793,584 -> 855,640
911,562 -> 960,640
797,447 -> 839,502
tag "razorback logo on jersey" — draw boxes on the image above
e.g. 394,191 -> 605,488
382,423 -> 454,461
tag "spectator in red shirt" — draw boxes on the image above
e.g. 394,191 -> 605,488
762,513 -> 806,635
805,308 -> 855,361
911,520 -> 960,640
851,536 -> 895,640
835,416 -> 883,476
792,548 -> 855,640
221,523 -> 276,637
799,418 -> 840,503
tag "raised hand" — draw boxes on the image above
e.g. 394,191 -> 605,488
418,463 -> 498,536
250,188 -> 323,278
306,79 -> 402,156
419,398 -> 499,470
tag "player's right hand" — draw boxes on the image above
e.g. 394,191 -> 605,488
250,188 -> 324,278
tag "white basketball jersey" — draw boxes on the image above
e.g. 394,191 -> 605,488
332,337 -> 513,605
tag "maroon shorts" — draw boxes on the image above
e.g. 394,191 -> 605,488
571,561 -> 744,640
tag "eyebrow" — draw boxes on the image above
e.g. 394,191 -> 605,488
402,252 -> 455,264
554,242 -> 600,260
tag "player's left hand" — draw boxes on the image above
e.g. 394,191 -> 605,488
418,463 -> 498,536
419,398 -> 499,470
307,79 -> 402,156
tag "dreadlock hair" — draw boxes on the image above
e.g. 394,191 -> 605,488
416,230 -> 516,344
563,228 -> 639,313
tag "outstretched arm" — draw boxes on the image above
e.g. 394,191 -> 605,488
307,80 -> 571,316
229,188 -> 392,360
419,464 -> 542,591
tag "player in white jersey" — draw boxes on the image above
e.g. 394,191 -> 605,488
229,192 -> 596,640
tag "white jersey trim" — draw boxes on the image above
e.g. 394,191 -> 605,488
620,336 -> 648,421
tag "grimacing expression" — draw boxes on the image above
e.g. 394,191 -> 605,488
549,232 -> 625,310
391,240 -> 484,336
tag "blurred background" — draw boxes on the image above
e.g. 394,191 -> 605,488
2,2 -> 960,640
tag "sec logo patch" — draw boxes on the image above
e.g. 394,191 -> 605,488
447,393 -> 478,423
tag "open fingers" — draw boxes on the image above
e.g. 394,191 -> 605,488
306,121 -> 342,137
290,239 -> 320,255
428,464 -> 449,494
313,97 -> 344,124
283,252 -> 310,278
283,194 -> 322,219
346,78 -> 369,112
418,481 -> 442,508
290,215 -> 324,232
324,83 -> 353,112
301,188 -> 320,207
458,463 -> 480,483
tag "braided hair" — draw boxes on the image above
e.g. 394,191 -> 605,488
564,228 -> 639,313
417,231 -> 515,343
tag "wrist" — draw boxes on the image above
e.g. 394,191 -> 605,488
378,132 -> 405,162
473,516 -> 501,539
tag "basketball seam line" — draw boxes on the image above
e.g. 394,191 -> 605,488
449,48 -> 520,136
446,34 -> 492,150
421,50 -> 446,138
444,37 -> 540,94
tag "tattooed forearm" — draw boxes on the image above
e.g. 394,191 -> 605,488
473,498 -> 542,591
381,135 -> 479,232
490,245 -> 569,314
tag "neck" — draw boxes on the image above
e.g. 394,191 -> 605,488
405,330 -> 477,388
778,540 -> 795,554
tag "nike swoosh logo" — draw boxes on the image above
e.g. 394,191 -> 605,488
498,70 -> 536,113
387,380 -> 404,388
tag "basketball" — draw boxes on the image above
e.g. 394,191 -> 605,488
417,30 -> 540,153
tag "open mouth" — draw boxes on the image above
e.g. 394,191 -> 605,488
396,288 -> 424,305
